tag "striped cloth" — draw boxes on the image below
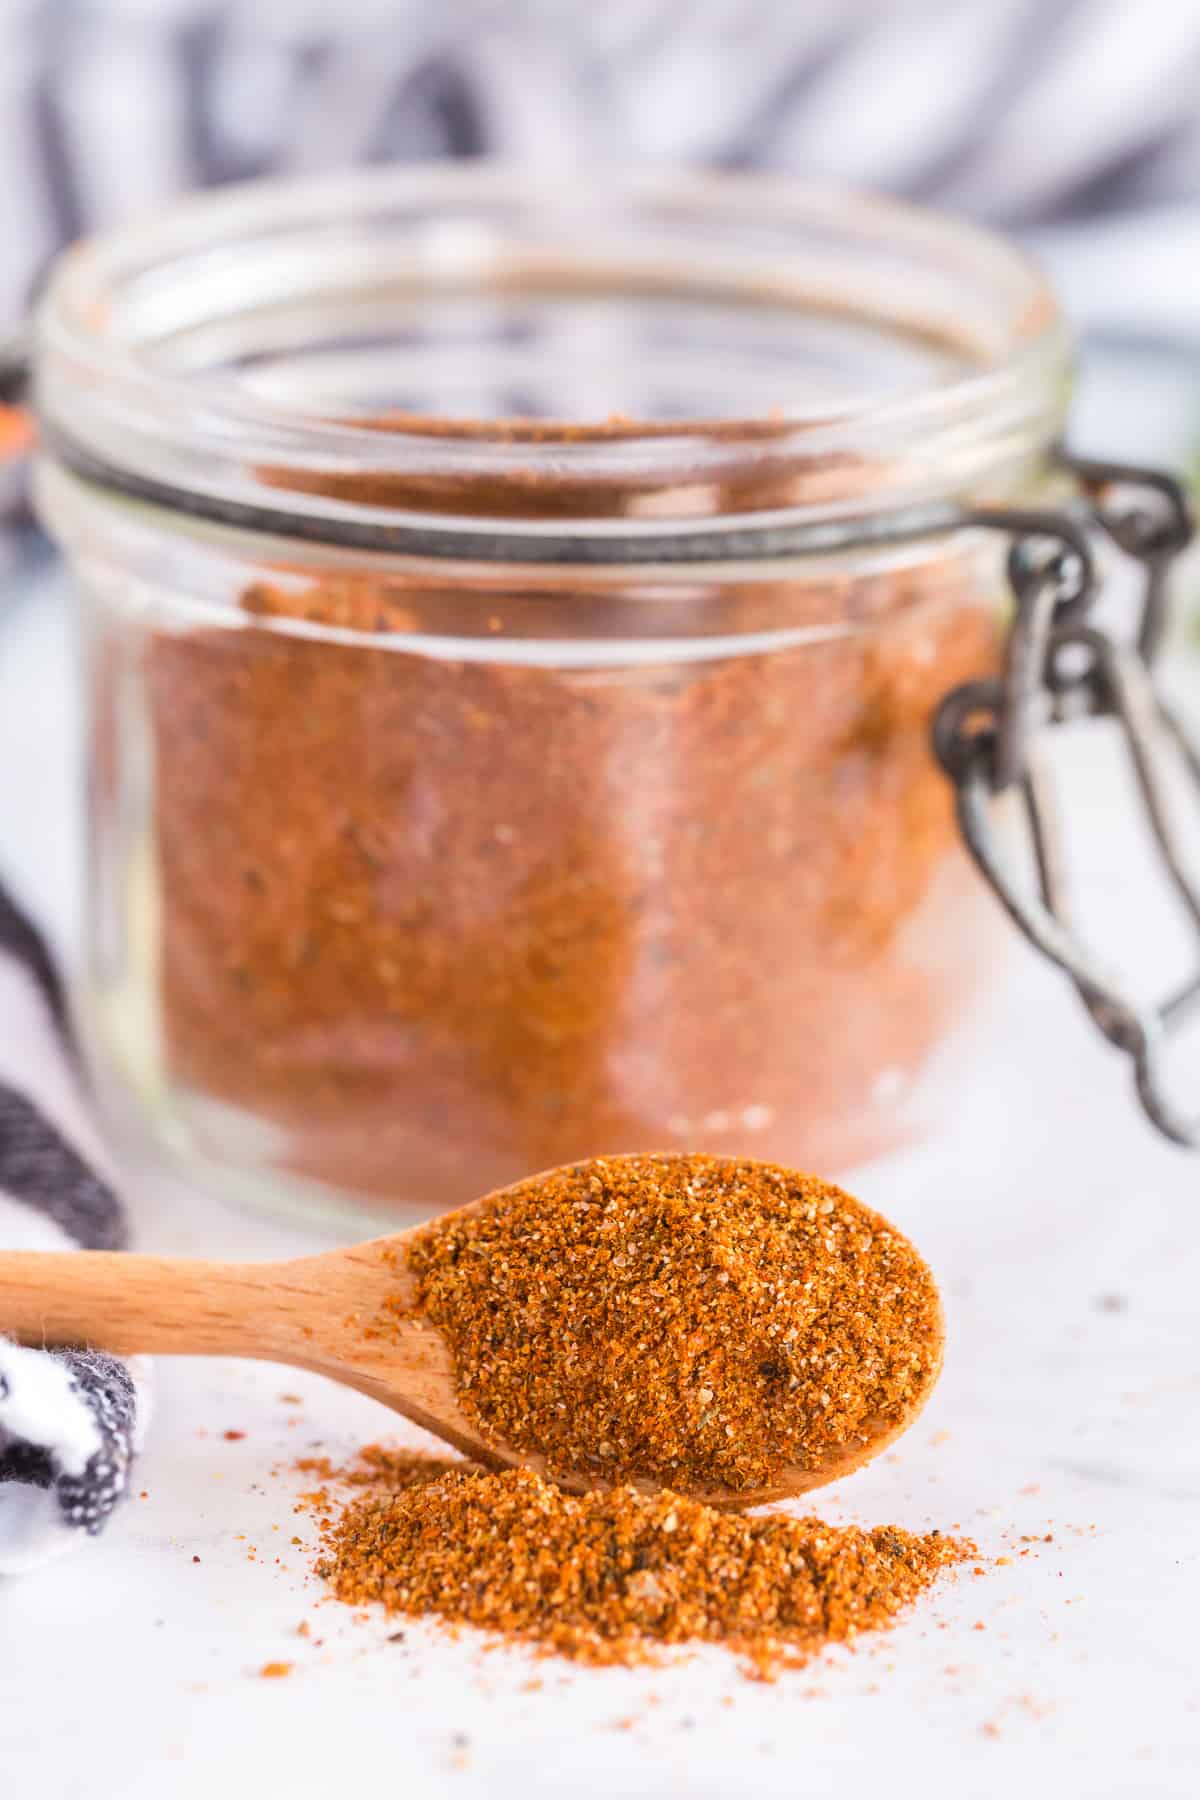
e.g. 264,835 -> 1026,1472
1,0 -> 1199,334
0,877 -> 148,1574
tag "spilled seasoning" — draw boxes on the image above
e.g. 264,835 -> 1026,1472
302,1448 -> 971,1679
404,1153 -> 942,1493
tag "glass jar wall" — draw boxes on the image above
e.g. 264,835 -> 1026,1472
34,168 -> 1068,1223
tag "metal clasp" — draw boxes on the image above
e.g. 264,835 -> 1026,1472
933,452 -> 1199,1145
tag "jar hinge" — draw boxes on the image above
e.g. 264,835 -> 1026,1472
933,451 -> 1199,1146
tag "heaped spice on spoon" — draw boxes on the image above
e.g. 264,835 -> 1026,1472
404,1152 -> 941,1493
304,1449 -> 971,1678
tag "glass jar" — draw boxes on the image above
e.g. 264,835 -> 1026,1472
33,167 -> 1068,1226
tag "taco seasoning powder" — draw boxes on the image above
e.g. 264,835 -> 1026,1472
300,1447 -> 972,1679
144,480 -> 996,1212
403,1153 -> 942,1494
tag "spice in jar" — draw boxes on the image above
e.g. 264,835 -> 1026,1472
146,535 -> 995,1210
404,1153 -> 942,1493
305,1447 -> 971,1677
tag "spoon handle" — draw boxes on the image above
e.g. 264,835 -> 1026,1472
0,1251 -> 299,1359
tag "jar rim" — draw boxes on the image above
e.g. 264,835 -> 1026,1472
35,163 -> 1069,550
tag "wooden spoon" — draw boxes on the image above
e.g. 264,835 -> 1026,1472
0,1166 -> 943,1507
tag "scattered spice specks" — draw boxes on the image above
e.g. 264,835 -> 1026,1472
304,1447 -> 971,1679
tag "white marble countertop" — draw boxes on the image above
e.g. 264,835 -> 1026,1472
4,521 -> 1200,1798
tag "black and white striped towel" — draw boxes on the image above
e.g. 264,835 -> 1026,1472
0,878 -> 147,1575
2,0 -> 1200,340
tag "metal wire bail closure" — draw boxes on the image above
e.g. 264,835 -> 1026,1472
933,452 -> 1200,1146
